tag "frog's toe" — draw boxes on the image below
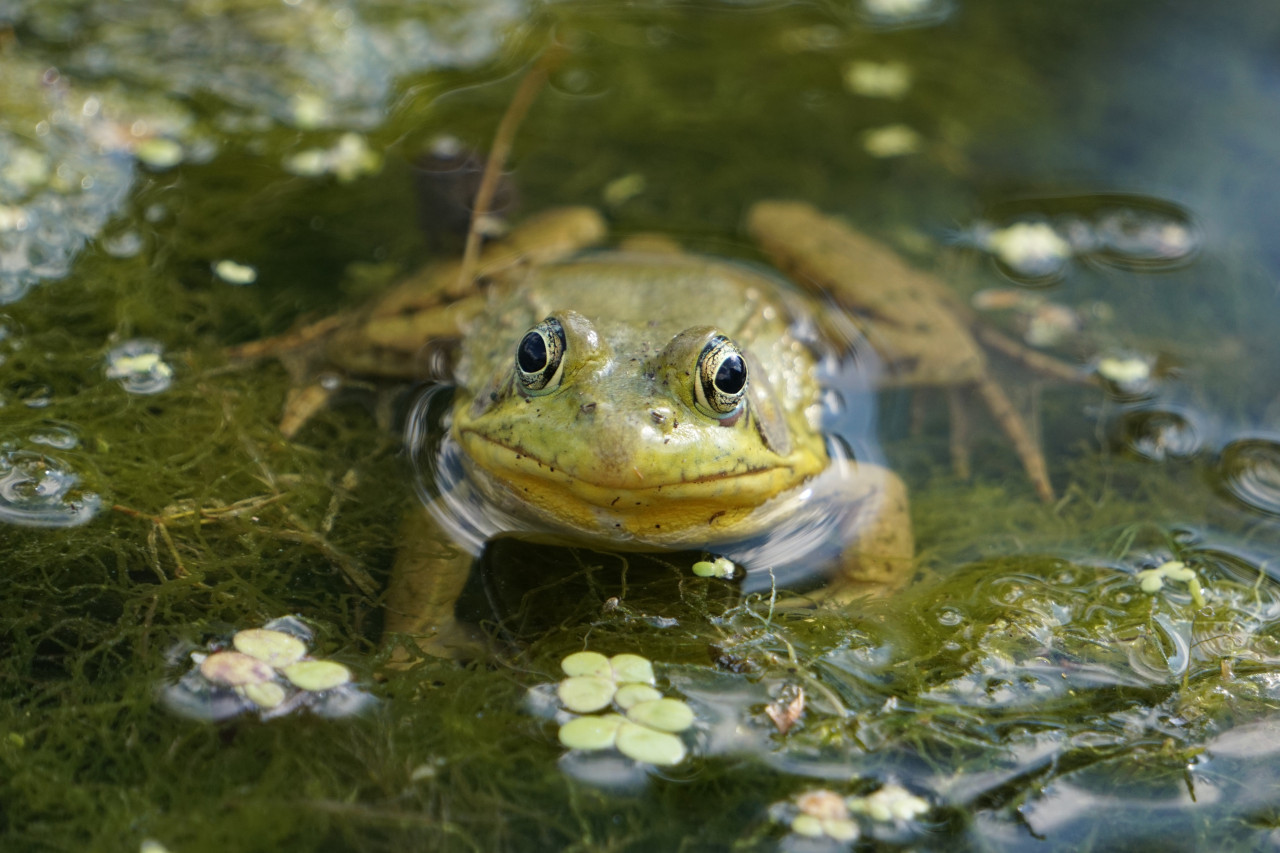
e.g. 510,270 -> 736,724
279,382 -> 338,438
385,618 -> 489,666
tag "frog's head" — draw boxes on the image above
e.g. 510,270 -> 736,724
451,310 -> 827,541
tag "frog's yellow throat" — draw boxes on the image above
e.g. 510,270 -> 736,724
456,427 -> 827,543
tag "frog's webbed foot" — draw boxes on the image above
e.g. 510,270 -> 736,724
748,200 -> 1059,503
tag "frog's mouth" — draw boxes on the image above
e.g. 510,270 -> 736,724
457,430 -> 822,540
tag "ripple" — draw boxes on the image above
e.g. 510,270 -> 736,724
1119,409 -> 1202,461
104,338 -> 174,394
1092,205 -> 1200,270
28,422 -> 81,450
1126,614 -> 1189,683
961,192 -> 1201,283
0,449 -> 101,528
858,0 -> 955,30
1217,437 -> 1280,516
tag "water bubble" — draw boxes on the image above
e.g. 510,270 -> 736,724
1093,206 -> 1200,270
1126,615 -> 1189,683
11,380 -> 53,408
936,607 -> 964,627
101,229 -> 144,258
1217,437 -> 1280,517
104,339 -> 173,394
859,0 -> 954,29
549,66 -> 609,99
212,259 -> 258,285
1120,409 -> 1202,462
0,449 -> 101,528
1094,353 -> 1156,400
28,422 -> 80,450
986,221 -> 1073,281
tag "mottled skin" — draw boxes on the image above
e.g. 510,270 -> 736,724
234,201 -> 1058,659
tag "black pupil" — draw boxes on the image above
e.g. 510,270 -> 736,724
714,354 -> 746,395
518,332 -> 548,373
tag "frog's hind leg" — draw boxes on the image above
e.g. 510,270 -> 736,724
970,375 -> 1053,503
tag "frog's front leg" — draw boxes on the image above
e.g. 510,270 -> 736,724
825,460 -> 914,602
383,504 -> 485,662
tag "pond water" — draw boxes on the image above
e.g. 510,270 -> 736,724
5,1 -> 1280,850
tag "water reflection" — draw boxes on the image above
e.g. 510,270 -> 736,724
958,193 -> 1200,284
0,448 -> 100,528
1116,407 -> 1202,461
1216,436 -> 1280,516
103,339 -> 174,394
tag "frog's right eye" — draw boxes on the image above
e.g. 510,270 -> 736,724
515,317 -> 566,393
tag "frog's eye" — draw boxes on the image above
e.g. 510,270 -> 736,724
695,335 -> 748,418
515,316 -> 566,394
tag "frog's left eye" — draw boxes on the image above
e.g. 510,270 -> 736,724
515,316 -> 566,394
695,335 -> 748,418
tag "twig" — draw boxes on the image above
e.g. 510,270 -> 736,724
455,45 -> 567,294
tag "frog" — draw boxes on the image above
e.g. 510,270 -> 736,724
231,200 -> 1062,659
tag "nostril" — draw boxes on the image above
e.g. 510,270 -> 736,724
580,402 -> 598,414
650,407 -> 672,425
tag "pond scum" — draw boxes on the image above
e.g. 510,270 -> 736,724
7,1 -> 1280,851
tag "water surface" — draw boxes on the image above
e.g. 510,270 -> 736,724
4,1 -> 1280,850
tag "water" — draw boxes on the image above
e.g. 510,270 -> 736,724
4,1 -> 1280,851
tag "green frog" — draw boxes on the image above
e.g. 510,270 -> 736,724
233,201 -> 1057,658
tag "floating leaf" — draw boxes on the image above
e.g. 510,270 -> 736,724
610,654 -> 654,685
561,651 -> 612,678
614,684 -> 663,710
242,681 -> 287,709
200,651 -> 274,686
282,660 -> 352,692
615,721 -> 686,765
626,698 -> 695,733
558,714 -> 624,751
233,628 -> 307,667
558,676 -> 616,713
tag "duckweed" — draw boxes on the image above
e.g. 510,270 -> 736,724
546,651 -> 697,769
614,721 -> 686,766
281,660 -> 352,692
199,651 -> 274,687
556,676 -> 616,713
613,684 -> 663,709
846,783 -> 930,823
557,714 -> 624,751
1136,559 -> 1206,607
560,651 -> 612,678
162,618 -> 371,722
233,629 -> 307,667
213,259 -> 259,285
781,789 -> 860,842
608,654 -> 655,685
691,556 -> 737,579
625,698 -> 694,733
241,681 -> 287,710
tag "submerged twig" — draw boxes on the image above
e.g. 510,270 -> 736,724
455,45 -> 567,294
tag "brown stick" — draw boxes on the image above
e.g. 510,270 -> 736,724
455,45 -> 567,294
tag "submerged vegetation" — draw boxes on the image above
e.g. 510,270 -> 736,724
4,1 -> 1280,851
